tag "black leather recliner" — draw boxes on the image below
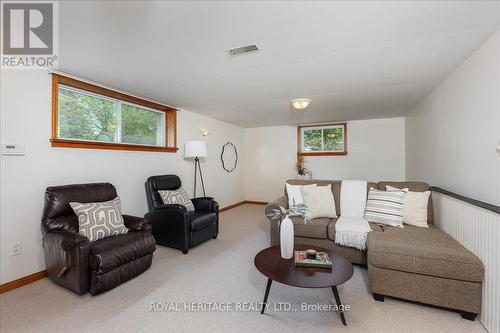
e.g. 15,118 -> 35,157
145,175 -> 219,254
41,183 -> 156,295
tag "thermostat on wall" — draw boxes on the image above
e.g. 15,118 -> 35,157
2,144 -> 26,156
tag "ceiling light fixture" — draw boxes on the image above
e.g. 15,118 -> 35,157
291,98 -> 311,110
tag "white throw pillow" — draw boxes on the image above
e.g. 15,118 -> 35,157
285,183 -> 316,207
300,184 -> 337,219
386,185 -> 430,228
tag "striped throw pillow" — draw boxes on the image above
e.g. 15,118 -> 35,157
364,188 -> 407,227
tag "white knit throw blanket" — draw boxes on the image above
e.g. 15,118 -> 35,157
335,180 -> 371,250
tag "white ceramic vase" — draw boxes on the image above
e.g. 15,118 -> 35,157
280,216 -> 294,259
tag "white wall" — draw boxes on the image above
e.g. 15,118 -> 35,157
405,29 -> 500,206
0,69 -> 245,284
244,126 -> 298,202
244,118 -> 406,202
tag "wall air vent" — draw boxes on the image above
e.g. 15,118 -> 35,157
228,44 -> 259,56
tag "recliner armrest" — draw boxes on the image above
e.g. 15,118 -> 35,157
123,214 -> 149,231
43,229 -> 90,252
191,197 -> 218,212
144,204 -> 189,225
43,215 -> 79,233
153,203 -> 188,212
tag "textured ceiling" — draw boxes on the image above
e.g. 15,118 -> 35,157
58,1 -> 500,127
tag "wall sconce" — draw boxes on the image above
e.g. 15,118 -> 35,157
200,129 -> 209,137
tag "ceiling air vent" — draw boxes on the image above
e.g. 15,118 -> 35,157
228,44 -> 259,56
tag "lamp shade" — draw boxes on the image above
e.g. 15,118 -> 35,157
184,141 -> 207,158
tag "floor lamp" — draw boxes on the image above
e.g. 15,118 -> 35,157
185,141 -> 207,197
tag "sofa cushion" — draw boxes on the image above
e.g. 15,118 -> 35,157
377,181 -> 433,224
189,211 -> 217,231
327,219 -> 338,241
367,225 -> 483,282
90,231 -> 156,274
291,216 -> 334,239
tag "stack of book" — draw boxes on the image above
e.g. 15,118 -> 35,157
294,250 -> 333,269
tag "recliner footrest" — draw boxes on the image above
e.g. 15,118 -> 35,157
90,253 -> 153,295
90,232 -> 156,274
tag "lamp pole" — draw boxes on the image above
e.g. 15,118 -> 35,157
185,141 -> 207,198
194,156 -> 206,197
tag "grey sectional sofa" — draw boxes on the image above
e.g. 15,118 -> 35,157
265,179 -> 484,320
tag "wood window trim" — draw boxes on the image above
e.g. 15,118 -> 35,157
297,122 -> 348,156
51,74 -> 178,152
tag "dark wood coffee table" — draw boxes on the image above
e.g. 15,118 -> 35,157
254,244 -> 354,326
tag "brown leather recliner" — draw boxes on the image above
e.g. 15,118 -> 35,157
41,183 -> 156,295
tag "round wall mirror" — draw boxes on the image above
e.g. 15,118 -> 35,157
221,142 -> 238,172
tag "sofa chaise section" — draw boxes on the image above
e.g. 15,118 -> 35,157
367,224 -> 483,319
265,179 -> 484,320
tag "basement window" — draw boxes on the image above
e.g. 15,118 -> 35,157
298,123 -> 347,156
51,74 -> 177,152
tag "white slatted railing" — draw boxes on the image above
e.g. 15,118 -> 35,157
432,191 -> 500,333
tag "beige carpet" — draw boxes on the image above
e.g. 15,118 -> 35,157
0,204 -> 487,333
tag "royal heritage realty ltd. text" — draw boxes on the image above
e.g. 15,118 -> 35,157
150,302 -> 351,312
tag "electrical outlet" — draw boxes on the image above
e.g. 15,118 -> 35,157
10,241 -> 21,256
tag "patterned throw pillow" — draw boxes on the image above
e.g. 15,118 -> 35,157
364,188 -> 407,227
158,187 -> 195,212
70,197 -> 128,242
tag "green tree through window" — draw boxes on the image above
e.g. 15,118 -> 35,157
58,86 -> 164,146
303,129 -> 321,151
58,88 -> 117,142
301,124 -> 346,153
323,127 -> 343,151
122,104 -> 161,145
